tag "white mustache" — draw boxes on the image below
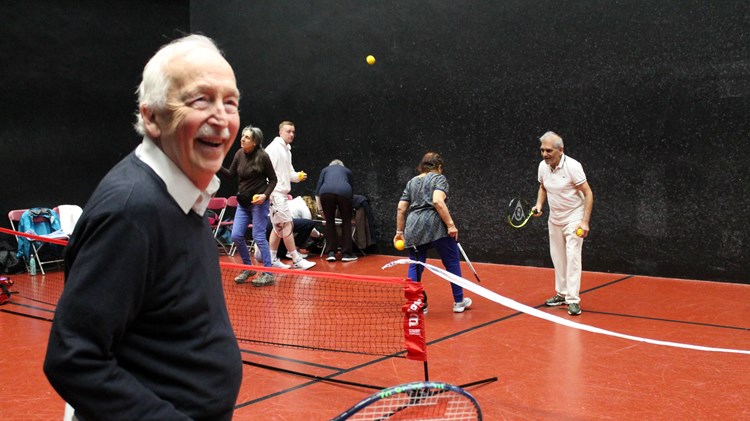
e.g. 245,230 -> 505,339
197,124 -> 230,140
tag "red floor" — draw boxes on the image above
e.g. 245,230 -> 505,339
1,253 -> 749,420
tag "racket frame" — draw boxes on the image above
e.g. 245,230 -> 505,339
456,242 -> 481,283
332,381 -> 482,420
269,200 -> 294,238
506,197 -> 537,229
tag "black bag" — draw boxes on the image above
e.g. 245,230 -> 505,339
0,240 -> 24,274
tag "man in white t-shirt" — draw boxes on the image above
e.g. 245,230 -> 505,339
532,131 -> 594,315
264,121 -> 316,270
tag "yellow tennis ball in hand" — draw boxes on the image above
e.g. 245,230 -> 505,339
252,194 -> 260,201
366,55 -> 376,65
299,171 -> 306,181
576,228 -> 583,237
394,239 -> 405,250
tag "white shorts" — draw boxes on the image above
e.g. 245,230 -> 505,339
270,193 -> 293,225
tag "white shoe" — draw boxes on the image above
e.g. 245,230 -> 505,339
453,298 -> 472,313
293,258 -> 316,270
286,251 -> 308,259
272,258 -> 290,269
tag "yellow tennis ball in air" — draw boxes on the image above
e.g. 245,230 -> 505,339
576,228 -> 583,237
366,55 -> 376,65
394,239 -> 405,250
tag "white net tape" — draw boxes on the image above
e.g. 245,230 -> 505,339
383,259 -> 750,355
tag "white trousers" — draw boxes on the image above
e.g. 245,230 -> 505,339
548,220 -> 584,304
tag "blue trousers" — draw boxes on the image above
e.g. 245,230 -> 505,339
232,201 -> 271,267
408,236 -> 464,303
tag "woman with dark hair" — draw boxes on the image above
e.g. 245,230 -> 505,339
219,125 -> 277,286
394,152 -> 472,313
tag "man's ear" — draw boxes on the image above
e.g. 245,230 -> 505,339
140,104 -> 161,139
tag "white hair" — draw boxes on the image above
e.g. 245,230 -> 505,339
329,159 -> 344,167
539,131 -> 564,149
133,34 -> 224,136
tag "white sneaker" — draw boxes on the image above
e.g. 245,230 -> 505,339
286,251 -> 308,259
293,258 -> 316,270
272,258 -> 290,269
453,298 -> 472,313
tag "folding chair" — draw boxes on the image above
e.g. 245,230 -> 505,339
206,197 -> 229,255
315,217 -> 363,257
8,208 -> 66,275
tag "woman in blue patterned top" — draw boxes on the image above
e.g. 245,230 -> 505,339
395,152 -> 472,313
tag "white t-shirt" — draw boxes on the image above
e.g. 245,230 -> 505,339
288,196 -> 312,219
538,154 -> 586,225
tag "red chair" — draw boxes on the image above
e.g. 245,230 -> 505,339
206,197 -> 229,254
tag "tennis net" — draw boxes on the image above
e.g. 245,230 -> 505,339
221,262 -> 427,360
0,228 -> 428,361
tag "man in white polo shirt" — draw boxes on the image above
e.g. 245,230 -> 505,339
532,131 -> 594,315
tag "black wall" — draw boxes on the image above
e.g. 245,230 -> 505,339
2,1 -> 748,282
1,0 -> 189,217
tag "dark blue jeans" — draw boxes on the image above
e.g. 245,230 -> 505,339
231,201 -> 271,267
407,236 -> 464,303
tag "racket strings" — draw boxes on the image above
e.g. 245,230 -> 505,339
507,197 -> 534,228
511,200 -> 528,223
349,387 -> 480,420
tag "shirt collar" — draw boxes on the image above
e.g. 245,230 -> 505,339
550,154 -> 567,172
135,137 -> 220,216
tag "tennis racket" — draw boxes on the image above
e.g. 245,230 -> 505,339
506,197 -> 538,228
332,381 -> 482,421
456,243 -> 481,283
270,203 -> 294,238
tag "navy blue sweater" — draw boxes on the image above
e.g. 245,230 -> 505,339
44,153 -> 242,420
316,164 -> 353,198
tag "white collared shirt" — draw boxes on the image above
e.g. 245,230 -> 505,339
538,154 -> 587,225
135,137 -> 220,216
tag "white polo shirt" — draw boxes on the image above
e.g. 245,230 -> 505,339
538,154 -> 586,225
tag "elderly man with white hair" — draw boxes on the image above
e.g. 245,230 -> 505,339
533,131 -> 594,316
44,34 -> 242,420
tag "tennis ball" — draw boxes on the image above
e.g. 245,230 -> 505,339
394,239 -> 405,250
299,171 -> 306,180
366,55 -> 376,65
252,194 -> 260,201
576,228 -> 583,237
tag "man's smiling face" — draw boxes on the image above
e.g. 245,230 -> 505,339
148,47 -> 240,190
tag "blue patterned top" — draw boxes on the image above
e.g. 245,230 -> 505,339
400,172 -> 450,247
